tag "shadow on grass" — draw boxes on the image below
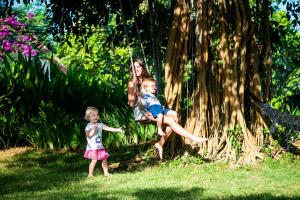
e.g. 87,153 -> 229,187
203,194 -> 300,200
6,186 -> 298,200
0,148 -> 88,195
0,147 -> 299,200
133,187 -> 204,199
80,187 -> 205,200
0,142 -> 209,195
58,188 -> 300,200
132,189 -> 300,200
0,143 -> 164,196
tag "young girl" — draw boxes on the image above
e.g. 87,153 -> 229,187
84,106 -> 123,177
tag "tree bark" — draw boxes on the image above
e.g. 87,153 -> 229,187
260,0 -> 272,101
163,0 -> 271,162
164,0 -> 189,114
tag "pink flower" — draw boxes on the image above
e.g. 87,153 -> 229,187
23,35 -> 31,41
27,12 -> 35,20
3,40 -> 14,52
21,45 -> 37,57
30,49 -> 37,56
0,15 -> 38,60
4,16 -> 25,28
0,27 -> 10,37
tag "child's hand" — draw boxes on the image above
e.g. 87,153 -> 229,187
145,112 -> 155,121
93,125 -> 98,130
117,128 -> 124,132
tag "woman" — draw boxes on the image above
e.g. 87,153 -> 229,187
128,59 -> 207,159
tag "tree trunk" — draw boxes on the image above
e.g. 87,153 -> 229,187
164,0 -> 189,114
184,0 -> 209,154
163,0 -> 272,162
260,0 -> 272,102
163,0 -> 190,157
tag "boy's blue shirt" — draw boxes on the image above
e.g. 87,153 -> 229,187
142,93 -> 161,109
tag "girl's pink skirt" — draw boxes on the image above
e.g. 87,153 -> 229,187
84,149 -> 109,160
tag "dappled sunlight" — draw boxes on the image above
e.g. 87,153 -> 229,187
0,147 -> 32,161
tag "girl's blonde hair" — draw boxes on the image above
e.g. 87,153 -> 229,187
84,106 -> 98,121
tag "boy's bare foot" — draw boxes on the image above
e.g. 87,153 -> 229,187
192,136 -> 208,144
154,143 -> 163,160
158,129 -> 165,136
87,175 -> 94,178
104,173 -> 112,177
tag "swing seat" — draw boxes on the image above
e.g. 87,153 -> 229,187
135,119 -> 156,124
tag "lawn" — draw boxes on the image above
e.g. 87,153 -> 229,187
0,146 -> 299,200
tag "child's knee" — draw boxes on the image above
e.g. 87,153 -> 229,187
101,159 -> 108,165
167,111 -> 178,122
157,113 -> 163,118
168,110 -> 177,116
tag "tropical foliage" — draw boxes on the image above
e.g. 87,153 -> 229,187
0,0 -> 299,162
0,7 -> 157,149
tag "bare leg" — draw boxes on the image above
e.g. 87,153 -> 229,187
102,159 -> 111,176
166,110 -> 179,123
155,126 -> 172,159
161,116 -> 208,143
154,110 -> 178,160
156,114 -> 165,136
88,159 -> 97,177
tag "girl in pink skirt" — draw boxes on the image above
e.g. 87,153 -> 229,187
84,106 -> 123,177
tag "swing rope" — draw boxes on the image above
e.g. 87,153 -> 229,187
118,0 -> 149,74
119,0 -> 153,124
128,0 -> 149,72
118,0 -> 134,74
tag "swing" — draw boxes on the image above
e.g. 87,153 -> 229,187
119,0 -> 155,124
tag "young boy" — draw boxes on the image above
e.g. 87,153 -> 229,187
140,78 -> 175,136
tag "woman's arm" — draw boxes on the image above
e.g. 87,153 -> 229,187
128,80 -> 137,108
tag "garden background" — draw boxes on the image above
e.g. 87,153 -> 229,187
0,0 -> 299,199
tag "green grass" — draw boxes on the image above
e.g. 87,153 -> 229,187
0,147 -> 299,200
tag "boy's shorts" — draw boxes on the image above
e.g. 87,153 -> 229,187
149,105 -> 170,118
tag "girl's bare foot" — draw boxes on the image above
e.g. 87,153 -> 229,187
154,143 -> 163,160
87,175 -> 94,178
104,173 -> 112,177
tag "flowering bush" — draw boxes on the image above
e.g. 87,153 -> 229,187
0,14 -> 37,61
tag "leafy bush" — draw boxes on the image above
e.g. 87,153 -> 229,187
0,50 -> 156,149
0,9 -> 158,149
0,53 -> 49,148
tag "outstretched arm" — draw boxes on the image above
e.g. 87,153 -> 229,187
103,126 -> 123,132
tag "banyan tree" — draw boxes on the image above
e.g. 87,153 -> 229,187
165,0 -> 272,163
